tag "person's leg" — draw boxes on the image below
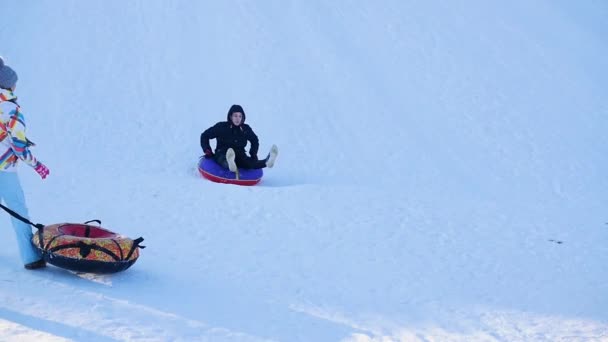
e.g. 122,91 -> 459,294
213,149 -> 229,169
0,172 -> 42,266
266,145 -> 278,168
225,148 -> 237,172
234,152 -> 267,169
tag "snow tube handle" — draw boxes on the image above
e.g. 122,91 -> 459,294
125,237 -> 145,260
133,237 -> 145,249
36,224 -> 45,249
84,219 -> 101,225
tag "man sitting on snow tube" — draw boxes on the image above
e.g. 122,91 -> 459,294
200,104 -> 278,172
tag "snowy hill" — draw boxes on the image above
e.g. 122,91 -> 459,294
1,1 -> 607,341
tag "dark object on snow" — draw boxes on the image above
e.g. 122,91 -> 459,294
24,259 -> 46,270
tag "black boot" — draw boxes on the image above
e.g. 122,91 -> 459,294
24,259 -> 46,270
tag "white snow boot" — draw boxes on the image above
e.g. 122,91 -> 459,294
266,144 -> 278,168
226,148 -> 237,172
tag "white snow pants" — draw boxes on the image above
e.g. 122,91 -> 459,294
0,171 -> 41,265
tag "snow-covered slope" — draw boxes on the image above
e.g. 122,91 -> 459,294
1,1 -> 606,341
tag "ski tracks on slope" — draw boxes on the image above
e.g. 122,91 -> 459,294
0,267 -> 273,342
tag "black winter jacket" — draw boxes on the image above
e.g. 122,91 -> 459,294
200,122 -> 259,158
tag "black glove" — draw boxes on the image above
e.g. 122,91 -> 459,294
204,149 -> 214,159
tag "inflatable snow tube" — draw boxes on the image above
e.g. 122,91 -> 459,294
198,157 -> 263,186
31,222 -> 144,274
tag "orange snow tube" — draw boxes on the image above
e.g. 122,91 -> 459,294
32,222 -> 144,274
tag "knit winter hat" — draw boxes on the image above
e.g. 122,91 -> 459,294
226,104 -> 246,123
0,57 -> 18,90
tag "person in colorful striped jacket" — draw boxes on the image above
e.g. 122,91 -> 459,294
0,57 -> 49,270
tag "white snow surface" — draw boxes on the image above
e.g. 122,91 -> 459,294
1,1 -> 607,341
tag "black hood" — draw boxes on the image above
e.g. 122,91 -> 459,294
227,104 -> 246,123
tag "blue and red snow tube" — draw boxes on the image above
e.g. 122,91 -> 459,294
198,157 -> 263,186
